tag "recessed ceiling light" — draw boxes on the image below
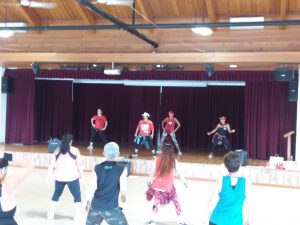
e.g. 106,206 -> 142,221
230,64 -> 238,68
192,27 -> 213,36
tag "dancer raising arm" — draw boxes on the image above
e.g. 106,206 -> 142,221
0,152 -> 33,225
207,116 -> 235,158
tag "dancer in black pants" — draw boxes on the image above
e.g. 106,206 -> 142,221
87,109 -> 108,150
207,116 -> 235,158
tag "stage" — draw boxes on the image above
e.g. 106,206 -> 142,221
1,143 -> 300,188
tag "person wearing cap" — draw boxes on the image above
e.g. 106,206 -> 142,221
133,112 -> 156,157
85,142 -> 128,225
0,152 -> 33,225
160,110 -> 182,155
87,108 -> 108,151
207,116 -> 235,158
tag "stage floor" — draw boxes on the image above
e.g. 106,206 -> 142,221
0,143 -> 267,166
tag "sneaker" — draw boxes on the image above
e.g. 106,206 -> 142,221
131,153 -> 138,157
87,145 -> 93,151
152,151 -> 156,157
47,212 -> 54,220
147,221 -> 156,225
208,152 -> 213,158
178,151 -> 183,156
179,223 -> 187,225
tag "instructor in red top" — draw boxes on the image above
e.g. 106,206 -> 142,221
160,110 -> 182,155
132,112 -> 156,157
87,109 -> 108,150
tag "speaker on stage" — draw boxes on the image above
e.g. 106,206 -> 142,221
289,81 -> 298,101
1,76 -> 13,94
274,68 -> 294,81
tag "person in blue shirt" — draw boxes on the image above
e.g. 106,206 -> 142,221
84,142 -> 128,225
206,151 -> 251,225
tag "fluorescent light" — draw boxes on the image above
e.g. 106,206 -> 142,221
0,22 -> 27,34
192,27 -> 213,36
98,0 -> 134,5
0,30 -> 14,38
230,64 -> 238,68
230,17 -> 264,30
124,80 -> 207,87
104,69 -> 121,75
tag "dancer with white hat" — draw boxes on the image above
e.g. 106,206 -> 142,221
132,112 -> 156,157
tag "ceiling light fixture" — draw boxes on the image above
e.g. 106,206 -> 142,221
230,17 -> 264,30
192,27 -> 213,36
229,64 -> 238,68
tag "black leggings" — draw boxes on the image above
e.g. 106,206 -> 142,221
90,127 -> 108,144
209,222 -> 217,225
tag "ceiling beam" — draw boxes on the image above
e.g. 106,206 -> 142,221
74,2 -> 96,25
1,52 -> 300,64
280,0 -> 288,29
205,0 -> 217,23
16,3 -> 41,26
136,0 -> 153,23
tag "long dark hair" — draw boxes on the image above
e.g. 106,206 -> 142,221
60,134 -> 73,154
156,144 -> 176,178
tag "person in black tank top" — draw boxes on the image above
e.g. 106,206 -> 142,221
85,142 -> 128,225
207,116 -> 235,158
0,152 -> 33,225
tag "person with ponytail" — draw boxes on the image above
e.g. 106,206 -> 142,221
146,144 -> 188,225
0,152 -> 33,225
46,134 -> 83,222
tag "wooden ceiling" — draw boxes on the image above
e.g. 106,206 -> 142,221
0,0 -> 300,69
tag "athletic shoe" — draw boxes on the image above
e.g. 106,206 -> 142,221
87,145 -> 93,151
152,151 -> 156,157
47,212 -> 54,220
131,153 -> 138,157
208,152 -> 213,158
179,223 -> 187,225
147,221 -> 156,225
178,151 -> 183,156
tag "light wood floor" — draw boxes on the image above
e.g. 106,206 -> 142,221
0,142 -> 267,166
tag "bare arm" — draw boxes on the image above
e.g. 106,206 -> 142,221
135,122 -> 140,137
84,171 -> 97,212
243,180 -> 252,225
174,118 -> 181,132
102,121 -> 108,131
204,177 -> 222,223
150,121 -> 154,139
6,156 -> 34,195
120,168 -> 128,202
74,148 -> 83,179
91,117 -> 95,128
161,118 -> 167,131
226,124 -> 235,133
46,150 -> 58,184
207,124 -> 220,135
175,160 -> 187,187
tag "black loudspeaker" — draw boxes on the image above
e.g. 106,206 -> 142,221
1,76 -> 13,94
289,81 -> 298,101
274,68 -> 294,81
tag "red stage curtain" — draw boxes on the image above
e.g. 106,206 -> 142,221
35,80 -> 73,142
72,84 -> 161,145
161,86 -> 245,150
245,81 -> 297,159
5,70 -> 35,145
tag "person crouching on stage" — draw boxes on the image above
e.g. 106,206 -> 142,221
207,116 -> 235,158
160,110 -> 182,156
205,151 -> 251,225
146,144 -> 188,225
0,152 -> 33,225
87,108 -> 108,151
132,112 -> 156,157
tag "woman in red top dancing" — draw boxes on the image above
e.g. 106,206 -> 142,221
146,144 -> 188,225
160,110 -> 182,155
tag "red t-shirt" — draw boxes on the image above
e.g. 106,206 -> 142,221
136,120 -> 154,137
92,115 -> 107,130
164,117 -> 176,132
